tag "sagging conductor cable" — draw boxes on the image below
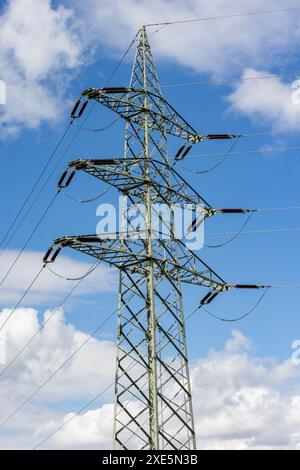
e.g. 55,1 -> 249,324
205,214 -> 253,248
202,288 -> 270,322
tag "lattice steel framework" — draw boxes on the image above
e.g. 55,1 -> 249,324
45,27 -> 265,450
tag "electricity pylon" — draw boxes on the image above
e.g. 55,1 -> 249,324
44,26 -> 266,450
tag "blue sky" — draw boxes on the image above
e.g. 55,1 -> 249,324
0,0 -> 300,450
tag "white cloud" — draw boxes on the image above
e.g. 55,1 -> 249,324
0,307 -> 115,402
1,1 -> 300,134
0,250 -> 116,304
71,0 -> 300,78
0,306 -> 116,448
225,329 -> 251,353
227,68 -> 300,130
0,0 -> 86,135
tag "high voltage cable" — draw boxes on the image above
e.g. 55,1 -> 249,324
188,139 -> 239,174
202,288 -> 270,322
0,114 -> 94,256
61,187 -> 110,204
205,214 -> 253,248
144,6 -> 300,27
162,71 -> 300,89
179,146 -> 300,163
0,122 -> 73,253
45,261 -> 101,281
208,227 -> 300,237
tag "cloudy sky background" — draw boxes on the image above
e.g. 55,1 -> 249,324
0,0 -> 300,449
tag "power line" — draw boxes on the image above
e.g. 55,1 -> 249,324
45,261 -> 101,281
208,227 -> 300,236
0,118 -> 94,255
205,214 -> 253,248
61,187 -> 110,204
186,138 -> 240,173
179,146 -> 300,163
145,6 -> 300,27
0,122 -> 73,253
202,288 -> 270,322
162,71 -> 300,89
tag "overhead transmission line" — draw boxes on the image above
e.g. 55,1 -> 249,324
161,71 -> 300,89
144,6 -> 300,27
208,227 -> 300,237
0,122 -> 73,253
179,145 -> 300,162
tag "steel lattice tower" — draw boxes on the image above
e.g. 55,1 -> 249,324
45,26 -> 264,450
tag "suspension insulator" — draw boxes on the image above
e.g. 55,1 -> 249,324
200,290 -> 219,305
180,144 -> 193,159
174,144 -> 186,160
43,247 -> 53,263
70,99 -> 81,119
57,169 -> 68,188
200,291 -> 213,305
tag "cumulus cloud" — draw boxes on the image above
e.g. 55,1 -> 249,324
227,68 -> 300,130
1,1 -> 300,134
0,306 -> 116,449
0,250 -> 116,304
0,0 -> 86,135
71,0 -> 300,78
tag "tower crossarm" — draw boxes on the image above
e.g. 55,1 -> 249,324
78,87 -> 240,144
59,157 -> 212,208
81,87 -> 198,141
47,234 -> 229,289
58,158 -> 256,219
